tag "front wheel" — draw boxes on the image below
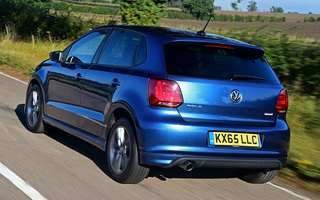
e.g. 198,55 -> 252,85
25,85 -> 44,133
106,118 -> 149,184
236,169 -> 278,184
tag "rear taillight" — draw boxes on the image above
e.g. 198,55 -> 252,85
277,89 -> 288,114
148,79 -> 183,108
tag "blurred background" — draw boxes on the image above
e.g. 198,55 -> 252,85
0,0 -> 319,194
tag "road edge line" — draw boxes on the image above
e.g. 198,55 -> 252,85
0,71 -> 27,85
0,162 -> 47,200
267,182 -> 311,200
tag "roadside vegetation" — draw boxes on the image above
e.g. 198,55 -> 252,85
52,0 -> 286,22
304,16 -> 320,22
0,0 -> 319,193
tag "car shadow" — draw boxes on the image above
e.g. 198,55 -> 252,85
148,167 -> 237,182
15,104 -> 112,178
15,104 -> 238,182
15,104 -> 28,129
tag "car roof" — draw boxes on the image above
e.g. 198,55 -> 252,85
92,25 -> 263,51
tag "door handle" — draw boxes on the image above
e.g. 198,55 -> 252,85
111,78 -> 121,88
75,73 -> 83,82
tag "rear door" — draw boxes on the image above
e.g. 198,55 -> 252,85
164,42 -> 283,127
79,30 -> 145,136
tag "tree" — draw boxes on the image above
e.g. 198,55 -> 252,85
0,0 -> 53,38
0,0 -> 90,40
304,17 -> 316,22
231,3 -> 238,10
270,6 -> 284,13
247,1 -> 257,12
231,0 -> 242,11
181,0 -> 214,20
119,0 -> 167,25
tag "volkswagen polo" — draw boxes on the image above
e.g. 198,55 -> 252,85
25,25 -> 290,184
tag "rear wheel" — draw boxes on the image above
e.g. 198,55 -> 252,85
25,85 -> 44,133
236,169 -> 278,184
106,118 -> 149,184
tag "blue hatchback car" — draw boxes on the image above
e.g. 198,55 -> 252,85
25,25 -> 290,184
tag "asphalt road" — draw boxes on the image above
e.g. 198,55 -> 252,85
0,72 -> 315,200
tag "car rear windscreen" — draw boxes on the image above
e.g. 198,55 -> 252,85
164,42 -> 280,84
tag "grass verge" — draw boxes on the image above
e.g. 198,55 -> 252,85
0,39 -> 68,81
284,95 -> 320,192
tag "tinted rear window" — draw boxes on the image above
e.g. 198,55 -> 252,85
164,43 -> 280,84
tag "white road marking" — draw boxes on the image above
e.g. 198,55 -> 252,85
267,182 -> 311,200
0,71 -> 28,85
0,72 -> 46,199
0,162 -> 47,200
0,72 -> 313,200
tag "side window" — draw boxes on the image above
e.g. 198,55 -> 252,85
66,30 -> 108,64
98,31 -> 141,67
136,37 -> 147,65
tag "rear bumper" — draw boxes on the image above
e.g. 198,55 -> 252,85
135,106 -> 290,169
167,157 -> 283,169
140,152 -> 285,170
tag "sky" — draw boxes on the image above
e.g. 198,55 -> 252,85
214,0 -> 320,14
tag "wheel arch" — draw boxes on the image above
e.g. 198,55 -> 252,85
25,76 -> 46,114
103,102 -> 144,154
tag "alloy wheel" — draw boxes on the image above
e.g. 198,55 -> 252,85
109,125 -> 131,174
27,90 -> 40,127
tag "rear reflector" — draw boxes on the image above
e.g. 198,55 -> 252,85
205,44 -> 235,49
148,79 -> 183,108
277,89 -> 288,114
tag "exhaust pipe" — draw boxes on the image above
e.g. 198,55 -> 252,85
179,161 -> 195,171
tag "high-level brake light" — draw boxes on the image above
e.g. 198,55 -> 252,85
205,44 -> 235,49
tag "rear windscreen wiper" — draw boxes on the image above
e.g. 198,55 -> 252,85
230,74 -> 264,81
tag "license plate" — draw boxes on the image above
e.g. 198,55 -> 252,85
209,132 -> 260,147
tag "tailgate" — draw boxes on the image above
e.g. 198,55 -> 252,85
172,76 -> 282,127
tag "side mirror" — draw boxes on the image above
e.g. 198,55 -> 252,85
49,51 -> 62,63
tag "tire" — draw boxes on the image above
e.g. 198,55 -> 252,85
106,118 -> 149,184
236,169 -> 278,184
25,85 -> 44,133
